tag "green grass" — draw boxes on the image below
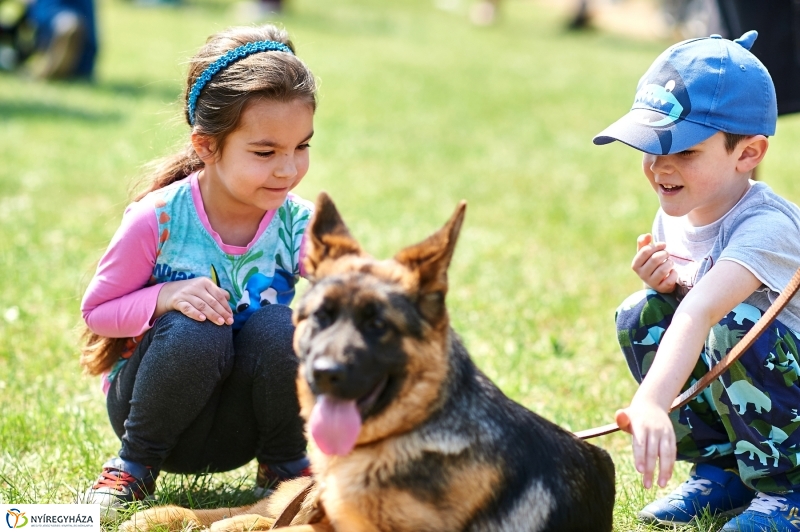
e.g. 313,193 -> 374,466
2,0 -> 800,529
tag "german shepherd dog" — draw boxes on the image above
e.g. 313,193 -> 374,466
120,193 -> 615,532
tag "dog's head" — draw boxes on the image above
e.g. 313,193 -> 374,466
293,192 -> 466,457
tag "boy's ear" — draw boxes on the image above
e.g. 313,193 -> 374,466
303,192 -> 364,279
394,201 -> 467,323
191,132 -> 217,163
736,135 -> 769,174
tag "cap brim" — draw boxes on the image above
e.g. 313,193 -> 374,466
593,109 -> 719,155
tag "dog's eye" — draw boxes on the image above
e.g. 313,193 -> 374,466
364,317 -> 387,333
315,310 -> 331,328
314,303 -> 336,328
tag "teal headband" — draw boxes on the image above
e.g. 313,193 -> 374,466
187,40 -> 294,126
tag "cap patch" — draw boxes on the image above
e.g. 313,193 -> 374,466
631,60 -> 692,129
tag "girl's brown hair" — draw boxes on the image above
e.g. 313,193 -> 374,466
80,24 -> 317,375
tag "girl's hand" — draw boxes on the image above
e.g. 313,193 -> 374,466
616,402 -> 676,489
631,233 -> 677,293
155,278 -> 234,326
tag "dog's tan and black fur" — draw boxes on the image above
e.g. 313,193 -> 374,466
120,193 -> 615,532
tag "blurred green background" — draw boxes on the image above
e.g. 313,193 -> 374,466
2,0 -> 799,529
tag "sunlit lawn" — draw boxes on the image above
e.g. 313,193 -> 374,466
2,0 -> 800,529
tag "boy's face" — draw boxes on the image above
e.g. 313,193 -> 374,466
641,131 -> 752,226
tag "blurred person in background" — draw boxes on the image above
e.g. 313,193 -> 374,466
256,0 -> 281,15
234,0 -> 282,22
715,0 -> 800,116
567,0 -> 725,37
470,0 -> 500,25
28,0 -> 97,79
660,0 -> 723,38
0,0 -> 35,70
0,0 -> 96,79
563,0 -> 800,112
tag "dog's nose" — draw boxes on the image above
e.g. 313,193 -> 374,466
312,358 -> 347,394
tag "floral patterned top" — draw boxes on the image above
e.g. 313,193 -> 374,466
80,172 -> 313,393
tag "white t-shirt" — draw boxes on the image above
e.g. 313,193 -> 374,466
653,181 -> 800,332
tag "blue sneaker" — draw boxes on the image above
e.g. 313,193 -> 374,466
721,492 -> 800,531
638,463 -> 755,526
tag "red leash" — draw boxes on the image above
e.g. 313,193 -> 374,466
575,267 -> 800,440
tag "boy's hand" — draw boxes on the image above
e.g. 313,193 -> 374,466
632,233 -> 677,293
616,402 -> 676,489
156,278 -> 234,326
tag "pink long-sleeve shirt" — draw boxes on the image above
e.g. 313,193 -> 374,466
81,173 -> 309,338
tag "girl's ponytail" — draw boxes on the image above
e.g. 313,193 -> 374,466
80,333 -> 128,376
132,142 -> 203,201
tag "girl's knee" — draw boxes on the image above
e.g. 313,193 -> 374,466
156,310 -> 231,338
150,311 -> 233,366
233,305 -> 297,375
245,304 -> 292,324
237,305 -> 294,347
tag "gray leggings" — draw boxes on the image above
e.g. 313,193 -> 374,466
106,305 -> 307,474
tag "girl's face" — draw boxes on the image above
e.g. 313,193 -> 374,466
199,98 -> 314,213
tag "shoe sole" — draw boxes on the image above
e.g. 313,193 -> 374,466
638,510 -> 691,529
638,504 -> 751,528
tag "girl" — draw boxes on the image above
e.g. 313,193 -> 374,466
79,24 -> 316,518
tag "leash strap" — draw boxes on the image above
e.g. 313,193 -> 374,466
575,266 -> 800,440
269,481 -> 315,529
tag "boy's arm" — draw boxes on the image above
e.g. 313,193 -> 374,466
616,260 -> 762,489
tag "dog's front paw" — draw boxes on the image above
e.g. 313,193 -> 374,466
208,513 -> 275,532
118,506 -> 203,532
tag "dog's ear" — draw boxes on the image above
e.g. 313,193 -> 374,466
304,192 -> 364,279
394,201 -> 466,322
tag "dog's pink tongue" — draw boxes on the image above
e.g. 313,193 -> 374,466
309,395 -> 362,456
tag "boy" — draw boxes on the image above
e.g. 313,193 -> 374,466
594,31 -> 800,530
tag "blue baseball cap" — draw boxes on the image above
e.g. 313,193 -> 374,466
593,31 -> 777,155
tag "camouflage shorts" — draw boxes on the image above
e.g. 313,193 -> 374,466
617,289 -> 800,493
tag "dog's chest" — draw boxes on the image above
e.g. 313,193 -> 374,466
314,442 -> 501,532
320,478 -> 463,532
